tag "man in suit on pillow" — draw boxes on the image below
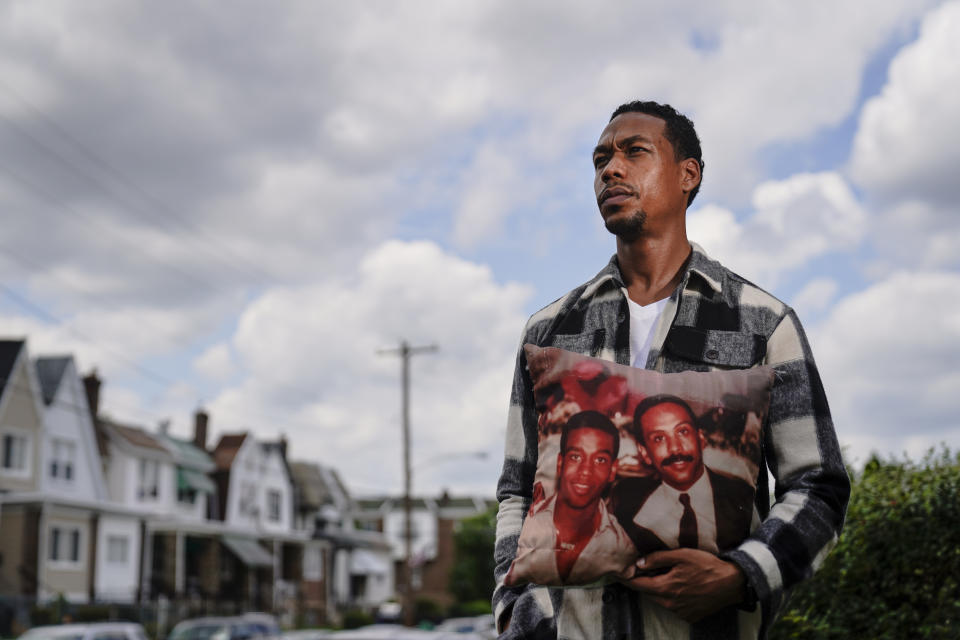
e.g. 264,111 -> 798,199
505,410 -> 636,586
610,395 -> 754,556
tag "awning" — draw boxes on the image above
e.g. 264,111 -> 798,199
177,467 -> 216,494
350,549 -> 389,575
222,536 -> 273,567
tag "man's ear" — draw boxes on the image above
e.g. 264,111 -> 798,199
679,157 -> 702,195
556,453 -> 564,481
698,430 -> 708,450
609,458 -> 619,483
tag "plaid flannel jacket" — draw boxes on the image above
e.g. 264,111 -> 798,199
493,244 -> 850,640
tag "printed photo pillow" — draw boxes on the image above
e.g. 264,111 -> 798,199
504,344 -> 775,588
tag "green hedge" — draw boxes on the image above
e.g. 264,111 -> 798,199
771,448 -> 960,640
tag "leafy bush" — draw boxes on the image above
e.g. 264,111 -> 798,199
448,599 -> 492,617
341,609 -> 373,629
449,505 -> 497,605
413,598 -> 445,625
771,448 -> 960,640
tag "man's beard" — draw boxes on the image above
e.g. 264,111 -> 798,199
604,211 -> 646,241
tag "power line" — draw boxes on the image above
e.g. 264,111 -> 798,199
0,284 -> 174,387
0,78 -> 275,285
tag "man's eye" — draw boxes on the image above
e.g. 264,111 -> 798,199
594,456 -> 610,465
569,452 -> 582,461
593,156 -> 607,169
629,145 -> 647,154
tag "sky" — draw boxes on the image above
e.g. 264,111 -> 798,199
1,0 -> 958,498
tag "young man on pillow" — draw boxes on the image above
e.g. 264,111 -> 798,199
493,102 -> 850,639
505,410 -> 636,586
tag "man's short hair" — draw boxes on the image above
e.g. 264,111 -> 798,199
560,410 -> 620,460
609,101 -> 704,205
631,394 -> 698,445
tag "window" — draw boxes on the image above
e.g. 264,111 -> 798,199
1,432 -> 29,474
239,482 -> 256,515
106,535 -> 129,563
50,438 -> 76,481
267,490 -> 281,522
138,459 -> 159,500
178,487 -> 197,504
303,547 -> 323,580
48,526 -> 81,564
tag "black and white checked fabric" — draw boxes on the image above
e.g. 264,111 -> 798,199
493,243 -> 850,640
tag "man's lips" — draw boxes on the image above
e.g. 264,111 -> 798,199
570,482 -> 596,496
599,185 -> 635,206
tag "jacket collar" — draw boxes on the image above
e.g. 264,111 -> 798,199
595,242 -> 723,296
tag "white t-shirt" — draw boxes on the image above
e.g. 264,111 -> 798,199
627,296 -> 668,369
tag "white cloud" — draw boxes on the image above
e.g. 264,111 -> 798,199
791,278 -> 839,316
850,0 -> 960,205
193,343 -> 235,382
204,240 -> 532,494
687,172 -> 865,286
811,271 -> 960,466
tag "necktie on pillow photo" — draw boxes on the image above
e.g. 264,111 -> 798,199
504,344 -> 774,588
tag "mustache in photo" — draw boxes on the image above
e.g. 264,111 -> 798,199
661,453 -> 695,467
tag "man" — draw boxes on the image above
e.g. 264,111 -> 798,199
505,410 -> 636,586
610,395 -> 754,555
493,101 -> 849,639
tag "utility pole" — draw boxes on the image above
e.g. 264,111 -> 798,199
378,339 -> 438,627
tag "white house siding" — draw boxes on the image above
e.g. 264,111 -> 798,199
225,440 -> 292,535
384,510 -> 437,561
40,508 -> 92,603
259,449 -> 292,536
94,514 -> 141,603
38,362 -> 103,500
0,358 -> 43,493
174,489 -> 208,520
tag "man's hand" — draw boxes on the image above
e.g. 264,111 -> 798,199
618,549 -> 746,623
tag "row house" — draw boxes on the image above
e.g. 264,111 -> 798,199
290,461 -> 392,625
0,341 -> 143,605
0,337 -> 395,631
354,493 -> 494,608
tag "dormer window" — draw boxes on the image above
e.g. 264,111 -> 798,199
1,429 -> 30,477
50,438 -> 76,482
138,458 -> 160,500
267,490 -> 281,522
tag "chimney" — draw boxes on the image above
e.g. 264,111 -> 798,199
194,409 -> 209,451
82,370 -> 101,422
158,419 -> 170,435
278,433 -> 288,460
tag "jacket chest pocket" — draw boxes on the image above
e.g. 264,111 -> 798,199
662,327 -> 766,370
546,328 -> 608,359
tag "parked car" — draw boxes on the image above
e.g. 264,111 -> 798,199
19,623 -> 148,640
167,615 -> 279,640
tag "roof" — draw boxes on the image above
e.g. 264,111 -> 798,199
34,356 -> 71,405
212,433 -> 248,470
0,339 -> 25,398
289,461 -> 332,511
157,432 -> 214,471
354,494 -> 496,517
101,419 -> 170,455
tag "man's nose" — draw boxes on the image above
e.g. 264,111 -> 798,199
601,153 -> 625,182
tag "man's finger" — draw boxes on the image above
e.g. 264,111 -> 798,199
637,549 -> 683,570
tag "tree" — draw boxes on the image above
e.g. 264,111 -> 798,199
771,448 -> 960,640
449,504 -> 498,609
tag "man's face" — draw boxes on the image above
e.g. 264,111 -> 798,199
556,427 -> 617,510
639,402 -> 705,491
592,112 -> 691,240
